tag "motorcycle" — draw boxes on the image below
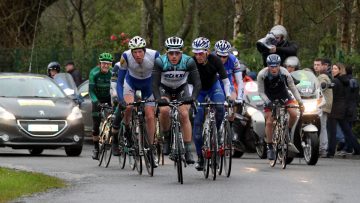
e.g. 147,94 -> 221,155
288,70 -> 323,165
53,73 -> 83,105
232,81 -> 267,159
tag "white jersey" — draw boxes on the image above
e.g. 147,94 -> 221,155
119,48 -> 159,80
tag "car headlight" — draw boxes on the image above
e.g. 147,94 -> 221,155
303,99 -> 318,113
0,106 -> 15,120
67,106 -> 83,121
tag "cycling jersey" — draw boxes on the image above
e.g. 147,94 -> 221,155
152,53 -> 201,100
218,54 -> 244,101
257,66 -> 301,104
89,66 -> 112,103
116,48 -> 160,101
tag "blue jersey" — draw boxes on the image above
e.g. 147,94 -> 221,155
222,54 -> 243,86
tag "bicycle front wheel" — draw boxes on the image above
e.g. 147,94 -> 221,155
279,129 -> 288,169
143,127 -> 154,177
202,128 -> 210,179
210,122 -> 217,181
223,121 -> 232,177
118,126 -> 126,169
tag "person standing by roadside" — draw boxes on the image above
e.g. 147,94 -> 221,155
65,61 -> 82,87
313,58 -> 332,157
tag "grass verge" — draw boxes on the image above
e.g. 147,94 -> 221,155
0,167 -> 66,203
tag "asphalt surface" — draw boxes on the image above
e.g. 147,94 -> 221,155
1,144 -> 360,203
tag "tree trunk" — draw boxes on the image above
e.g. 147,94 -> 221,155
65,0 -> 75,49
273,0 -> 284,25
233,0 -> 243,40
143,0 -> 165,50
141,1 -> 154,47
192,0 -> 201,39
350,0 -> 359,53
70,0 -> 87,50
175,0 -> 195,40
340,0 -> 352,54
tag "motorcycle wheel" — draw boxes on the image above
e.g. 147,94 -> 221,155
256,143 -> 267,159
303,132 -> 319,165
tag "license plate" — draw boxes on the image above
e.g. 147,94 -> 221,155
28,124 -> 59,132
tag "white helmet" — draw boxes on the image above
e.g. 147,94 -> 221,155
270,25 -> 288,40
128,36 -> 146,50
165,36 -> 184,51
214,40 -> 232,56
192,37 -> 210,53
284,56 -> 300,69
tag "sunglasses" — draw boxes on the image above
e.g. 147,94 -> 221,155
168,51 -> 182,56
217,55 -> 228,59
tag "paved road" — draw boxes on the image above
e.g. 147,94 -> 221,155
1,144 -> 359,203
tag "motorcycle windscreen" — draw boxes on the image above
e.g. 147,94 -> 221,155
291,70 -> 320,98
53,73 -> 79,96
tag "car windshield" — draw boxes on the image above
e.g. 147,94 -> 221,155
0,75 -> 66,98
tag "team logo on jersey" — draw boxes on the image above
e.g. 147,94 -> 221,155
120,57 -> 126,66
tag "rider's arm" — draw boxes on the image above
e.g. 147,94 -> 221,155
233,58 -> 244,101
110,62 -> 120,99
187,58 -> 201,100
152,58 -> 163,100
88,67 -> 99,104
283,67 -> 302,103
257,68 -> 271,104
215,56 -> 231,97
116,54 -> 128,102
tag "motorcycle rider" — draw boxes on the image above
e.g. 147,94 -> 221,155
284,56 -> 300,73
257,54 -> 303,160
47,61 -> 61,79
256,25 -> 298,67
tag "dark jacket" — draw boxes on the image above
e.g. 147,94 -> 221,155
68,69 -> 82,87
329,74 -> 349,119
345,74 -> 359,122
256,40 -> 298,67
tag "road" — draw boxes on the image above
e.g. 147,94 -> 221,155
1,144 -> 359,203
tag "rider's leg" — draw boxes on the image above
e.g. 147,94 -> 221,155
193,92 -> 206,157
145,106 -> 156,144
159,97 -> 171,154
91,102 -> 101,159
111,106 -> 122,156
210,81 -> 225,130
265,111 -> 275,160
179,104 -> 195,164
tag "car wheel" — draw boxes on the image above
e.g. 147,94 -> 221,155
28,148 -> 44,155
65,146 -> 83,156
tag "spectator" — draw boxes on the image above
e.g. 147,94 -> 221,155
327,63 -> 360,157
256,25 -> 298,67
313,58 -> 332,157
65,61 -> 82,87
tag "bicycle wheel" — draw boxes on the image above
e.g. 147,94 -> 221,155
142,126 -> 154,177
104,121 -> 113,168
217,122 -> 224,176
98,121 -> 110,167
202,126 -> 210,179
279,128 -> 289,169
118,126 -> 126,169
223,121 -> 232,177
210,122 -> 217,181
175,125 -> 183,184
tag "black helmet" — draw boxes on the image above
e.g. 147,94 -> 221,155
47,61 -> 60,76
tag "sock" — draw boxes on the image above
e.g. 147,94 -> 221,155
94,141 -> 99,150
184,142 -> 192,152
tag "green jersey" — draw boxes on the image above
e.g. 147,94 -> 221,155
88,66 -> 112,103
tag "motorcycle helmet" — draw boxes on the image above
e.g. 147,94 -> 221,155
284,56 -> 300,70
269,25 -> 288,41
47,61 -> 61,77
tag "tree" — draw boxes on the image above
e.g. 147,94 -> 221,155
274,0 -> 284,25
233,0 -> 244,40
0,0 -> 58,48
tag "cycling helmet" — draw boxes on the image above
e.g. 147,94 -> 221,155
266,54 -> 281,67
269,25 -> 288,40
128,36 -> 146,50
165,36 -> 184,51
284,56 -> 300,69
214,40 -> 232,56
192,37 -> 210,53
99,52 -> 113,63
47,61 -> 60,74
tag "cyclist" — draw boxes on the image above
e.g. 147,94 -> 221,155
214,40 -> 244,109
152,36 -> 201,164
191,37 -> 232,171
257,54 -> 303,160
111,36 -> 160,160
47,61 -> 61,78
89,52 -> 113,160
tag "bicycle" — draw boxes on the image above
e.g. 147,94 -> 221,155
98,103 -> 115,168
154,115 -> 165,166
158,100 -> 192,184
269,100 -> 298,169
198,101 -> 224,180
217,102 -> 234,177
126,99 -> 156,176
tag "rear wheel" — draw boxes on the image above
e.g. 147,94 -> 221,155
29,148 -> 44,155
278,130 -> 288,169
303,132 -> 319,165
